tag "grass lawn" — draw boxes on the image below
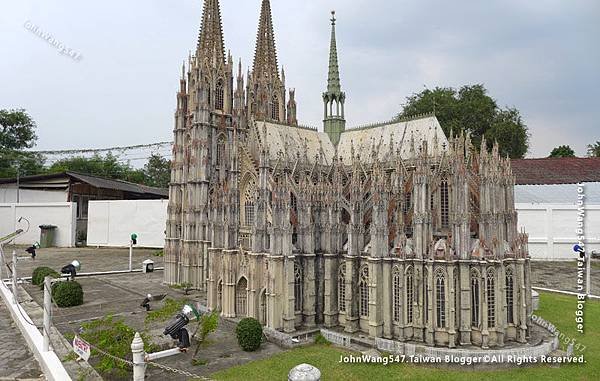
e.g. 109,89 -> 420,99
211,292 -> 598,381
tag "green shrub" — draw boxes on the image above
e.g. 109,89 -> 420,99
52,281 -> 84,307
144,298 -> 187,325
80,315 -> 158,377
235,317 -> 263,352
32,266 -> 59,287
314,333 -> 331,346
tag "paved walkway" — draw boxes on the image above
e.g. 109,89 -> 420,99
0,300 -> 43,380
530,260 -> 600,294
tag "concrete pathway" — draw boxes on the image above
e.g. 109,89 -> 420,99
0,300 -> 43,380
530,260 -> 600,294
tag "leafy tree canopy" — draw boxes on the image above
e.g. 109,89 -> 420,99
0,109 -> 171,188
48,153 -> 147,184
587,141 -> 600,157
143,153 -> 171,188
0,109 -> 45,178
0,108 -> 37,150
398,84 -> 530,158
549,145 -> 576,158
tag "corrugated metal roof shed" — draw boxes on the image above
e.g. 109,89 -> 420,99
0,171 -> 167,198
511,157 -> 600,185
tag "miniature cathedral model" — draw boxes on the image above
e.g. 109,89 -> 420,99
165,0 -> 533,349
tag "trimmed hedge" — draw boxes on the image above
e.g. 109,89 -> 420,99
52,281 -> 84,307
235,317 -> 263,352
32,267 -> 60,288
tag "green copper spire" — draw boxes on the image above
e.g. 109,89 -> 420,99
323,11 -> 346,146
327,11 -> 341,93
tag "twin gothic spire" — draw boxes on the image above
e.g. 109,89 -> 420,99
193,0 -> 342,131
252,0 -> 280,82
196,0 -> 226,66
196,0 -> 279,80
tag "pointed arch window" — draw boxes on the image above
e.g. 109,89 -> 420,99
392,266 -> 401,323
471,269 -> 480,327
359,265 -> 369,317
294,262 -> 303,312
245,201 -> 255,226
205,77 -> 211,107
406,266 -> 414,324
260,289 -> 267,325
454,270 -> 459,327
441,180 -> 449,229
435,268 -> 446,328
487,268 -> 496,327
506,267 -> 514,324
216,134 -> 226,167
236,277 -> 248,317
338,263 -> 346,313
404,191 -> 412,213
424,268 -> 429,324
271,94 -> 280,121
217,279 -> 223,311
215,80 -> 224,110
243,178 -> 257,227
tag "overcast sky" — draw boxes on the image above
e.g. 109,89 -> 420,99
1,0 -> 598,158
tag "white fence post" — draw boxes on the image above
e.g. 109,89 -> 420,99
11,250 -> 17,304
131,332 -> 145,381
0,245 -> 4,280
43,276 -> 52,352
129,240 -> 133,272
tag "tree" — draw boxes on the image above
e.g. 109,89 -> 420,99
0,109 -> 45,178
587,141 -> 600,157
0,109 -> 37,150
398,84 -> 530,158
143,153 -> 171,188
486,108 -> 529,159
47,153 -> 146,183
549,145 -> 575,158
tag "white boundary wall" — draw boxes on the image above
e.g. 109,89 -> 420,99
516,203 -> 600,260
85,199 -> 599,258
0,203 -> 76,247
0,282 -> 72,380
87,200 -> 168,248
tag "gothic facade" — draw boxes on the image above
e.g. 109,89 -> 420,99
164,0 -> 533,349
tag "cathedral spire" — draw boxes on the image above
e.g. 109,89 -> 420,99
323,11 -> 346,146
252,0 -> 279,80
327,11 -> 341,94
247,0 -> 287,123
197,0 -> 225,65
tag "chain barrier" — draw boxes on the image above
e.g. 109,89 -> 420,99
146,360 -> 213,380
45,281 -> 214,380
86,341 -> 134,367
6,269 -> 213,380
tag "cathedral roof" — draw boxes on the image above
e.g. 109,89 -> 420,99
254,114 -> 448,165
337,115 -> 448,164
257,121 -> 335,165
